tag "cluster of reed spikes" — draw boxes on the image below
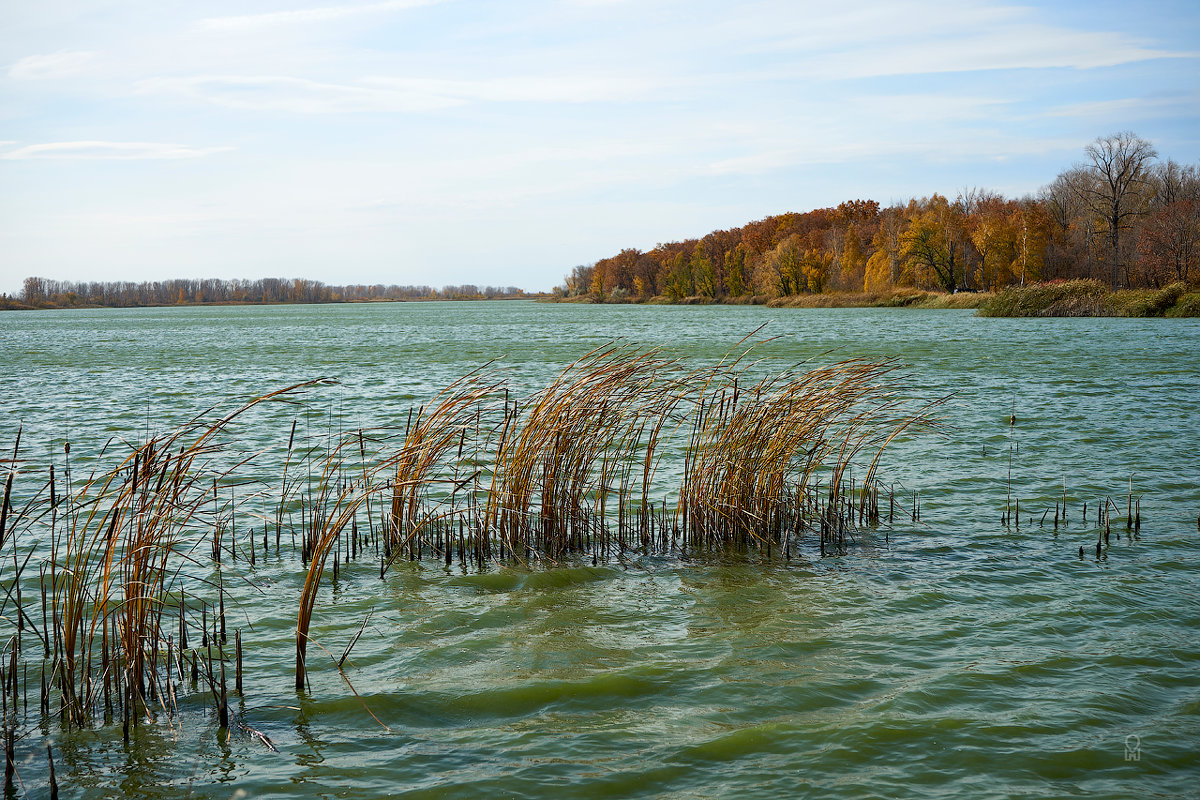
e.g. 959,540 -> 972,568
0,344 -> 936,784
1000,472 -> 1147,561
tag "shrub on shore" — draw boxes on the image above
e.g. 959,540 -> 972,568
978,280 -> 1108,317
978,280 -> 1200,317
1166,291 -> 1200,317
549,289 -> 988,308
767,290 -> 988,309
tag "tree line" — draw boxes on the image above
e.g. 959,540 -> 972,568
12,277 -> 527,308
560,132 -> 1199,300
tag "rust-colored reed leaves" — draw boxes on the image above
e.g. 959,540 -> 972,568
0,346 -> 935,742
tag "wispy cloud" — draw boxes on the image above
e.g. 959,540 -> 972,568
1047,93 -> 1200,120
810,30 -> 1192,79
365,73 -> 667,104
713,1 -> 1192,78
196,0 -> 446,31
8,50 -> 97,79
136,75 -> 462,113
2,141 -> 233,160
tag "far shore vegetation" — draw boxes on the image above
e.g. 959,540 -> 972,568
2,278 -> 531,310
8,132 -> 1197,317
554,132 -> 1200,317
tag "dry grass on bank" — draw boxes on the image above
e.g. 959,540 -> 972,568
768,290 -> 989,309
552,290 -> 990,308
978,280 -> 1200,317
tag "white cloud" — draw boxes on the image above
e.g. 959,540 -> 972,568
563,0 -> 639,6
135,75 -> 463,113
1047,94 -> 1200,120
700,90 -> 1083,177
708,1 -> 1191,78
818,29 -> 1192,79
2,141 -> 233,160
196,0 -> 446,31
8,50 -> 97,79
365,73 -> 667,104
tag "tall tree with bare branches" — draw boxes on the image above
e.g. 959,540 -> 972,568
1081,131 -> 1158,287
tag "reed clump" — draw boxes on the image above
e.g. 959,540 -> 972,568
766,289 -> 988,310
1165,291 -> 1200,317
0,381 -> 331,765
978,279 -> 1200,317
485,345 -> 690,561
978,279 -> 1109,317
1105,282 -> 1189,317
0,343 -> 938,774
680,359 -> 930,551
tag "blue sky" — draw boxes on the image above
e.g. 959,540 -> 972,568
2,0 -> 1198,295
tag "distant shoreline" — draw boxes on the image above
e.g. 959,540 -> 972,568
546,282 -> 1200,316
6,282 -> 1197,317
0,296 -> 545,312
545,288 -> 988,310
3,276 -> 536,311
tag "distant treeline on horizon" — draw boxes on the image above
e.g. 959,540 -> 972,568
7,277 -> 529,309
560,131 -> 1199,301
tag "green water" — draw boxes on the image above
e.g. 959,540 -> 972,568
2,302 -> 1198,798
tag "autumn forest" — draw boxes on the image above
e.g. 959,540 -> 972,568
7,132 -> 1198,311
560,132 -> 1199,302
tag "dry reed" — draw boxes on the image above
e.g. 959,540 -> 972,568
0,342 -> 942,776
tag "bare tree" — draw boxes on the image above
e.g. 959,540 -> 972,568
21,276 -> 46,304
1042,167 -> 1100,279
1081,131 -> 1158,287
1151,159 -> 1200,208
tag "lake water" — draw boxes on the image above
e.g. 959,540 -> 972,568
1,302 -> 1198,798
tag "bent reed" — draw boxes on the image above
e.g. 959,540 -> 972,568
0,342 -> 938,779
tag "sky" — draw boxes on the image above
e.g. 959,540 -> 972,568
2,0 -> 1198,295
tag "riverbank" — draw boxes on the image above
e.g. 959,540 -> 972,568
552,282 -> 1200,316
767,290 -> 986,309
978,279 -> 1200,317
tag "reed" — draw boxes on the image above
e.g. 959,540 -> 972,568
0,342 -> 940,780
1,380 -> 330,735
978,279 -> 1200,318
680,358 -> 930,549
486,345 -> 687,560
386,373 -> 504,562
296,432 -> 401,690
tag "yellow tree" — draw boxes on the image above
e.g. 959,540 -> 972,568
766,235 -> 805,295
724,244 -> 749,296
801,249 -> 833,293
664,251 -> 693,299
839,222 -> 865,290
691,243 -> 717,298
863,207 -> 905,291
900,195 -> 969,292
969,199 -> 1018,290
